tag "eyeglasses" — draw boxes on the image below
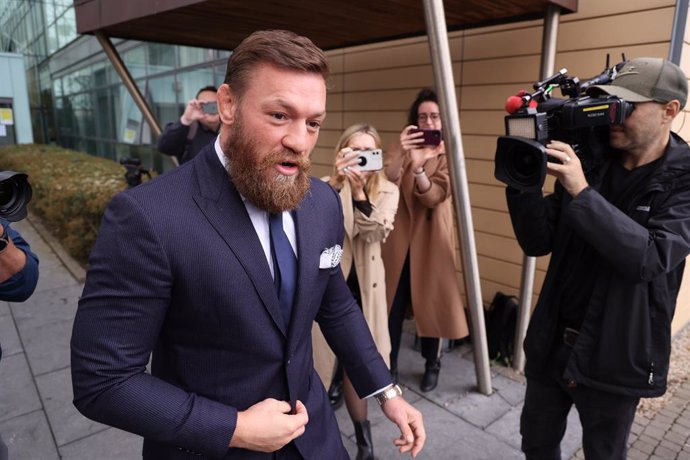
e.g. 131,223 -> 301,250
418,112 -> 441,123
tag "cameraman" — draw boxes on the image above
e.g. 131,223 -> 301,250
506,57 -> 690,460
157,85 -> 220,164
0,218 -> 39,459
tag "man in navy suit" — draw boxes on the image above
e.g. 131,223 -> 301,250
70,29 -> 425,459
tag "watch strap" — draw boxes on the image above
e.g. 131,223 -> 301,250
374,383 -> 402,406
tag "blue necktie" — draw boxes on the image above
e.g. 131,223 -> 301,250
269,212 -> 297,327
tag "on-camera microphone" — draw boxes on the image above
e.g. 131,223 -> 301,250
505,90 -> 538,114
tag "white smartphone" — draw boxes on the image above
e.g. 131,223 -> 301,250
354,149 -> 383,171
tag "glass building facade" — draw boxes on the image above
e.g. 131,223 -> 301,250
0,0 -> 229,172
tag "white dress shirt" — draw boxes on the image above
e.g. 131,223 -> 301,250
214,137 -> 297,280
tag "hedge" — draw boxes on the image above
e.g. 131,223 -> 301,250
0,144 -> 133,267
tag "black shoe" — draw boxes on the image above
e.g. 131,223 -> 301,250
420,360 -> 441,392
354,420 -> 375,460
328,367 -> 344,410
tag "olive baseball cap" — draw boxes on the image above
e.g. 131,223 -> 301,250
588,57 -> 688,108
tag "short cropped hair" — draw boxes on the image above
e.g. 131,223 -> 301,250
407,88 -> 439,126
196,85 -> 218,98
224,29 -> 329,97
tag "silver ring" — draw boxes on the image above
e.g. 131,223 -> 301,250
343,166 -> 350,171
564,156 -> 571,163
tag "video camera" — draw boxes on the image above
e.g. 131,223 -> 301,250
0,171 -> 32,222
494,57 -> 633,192
119,158 -> 151,189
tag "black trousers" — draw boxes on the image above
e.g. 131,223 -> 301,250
388,253 -> 442,367
520,343 -> 639,460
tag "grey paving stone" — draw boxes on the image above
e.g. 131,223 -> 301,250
627,446 -> 650,460
0,410 -> 59,460
654,444 -> 678,459
664,429 -> 689,446
371,397 -> 521,460
35,367 -> 110,446
11,282 -> 82,331
0,300 -> 9,316
491,372 -> 526,407
484,403 -> 523,450
32,262 -> 80,294
634,439 -> 657,455
0,353 -> 41,423
59,427 -> 143,460
445,388 -> 512,428
0,310 -> 21,358
644,424 -> 668,440
20,317 -> 73,376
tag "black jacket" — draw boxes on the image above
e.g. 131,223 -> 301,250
156,121 -> 218,164
507,132 -> 690,397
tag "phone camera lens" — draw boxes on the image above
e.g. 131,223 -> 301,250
358,156 -> 367,166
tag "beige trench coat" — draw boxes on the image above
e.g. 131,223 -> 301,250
312,178 -> 399,388
381,146 -> 469,340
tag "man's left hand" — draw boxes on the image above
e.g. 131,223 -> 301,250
381,397 -> 426,457
545,140 -> 589,197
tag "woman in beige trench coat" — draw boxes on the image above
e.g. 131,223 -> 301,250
312,123 -> 399,460
382,88 -> 469,393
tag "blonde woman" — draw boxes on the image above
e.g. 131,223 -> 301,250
313,123 -> 399,460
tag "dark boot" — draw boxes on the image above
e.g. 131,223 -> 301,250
354,420 -> 374,460
328,365 -> 344,410
420,359 -> 441,392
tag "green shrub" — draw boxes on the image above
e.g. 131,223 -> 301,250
0,144 -> 130,267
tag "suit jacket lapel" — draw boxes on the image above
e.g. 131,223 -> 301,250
191,146 -> 286,335
290,188 -> 321,343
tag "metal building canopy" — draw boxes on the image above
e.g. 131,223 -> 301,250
73,0 -> 576,51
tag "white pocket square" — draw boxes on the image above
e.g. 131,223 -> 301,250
319,244 -> 343,269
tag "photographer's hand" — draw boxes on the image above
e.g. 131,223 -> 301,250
545,141 -> 589,197
180,99 -> 205,125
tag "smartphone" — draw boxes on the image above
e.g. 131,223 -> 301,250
201,102 -> 218,114
354,149 -> 383,171
410,128 -> 442,146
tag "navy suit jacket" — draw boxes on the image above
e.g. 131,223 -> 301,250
70,145 -> 392,459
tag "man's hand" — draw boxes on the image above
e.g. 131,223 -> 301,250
180,99 -> 207,125
381,397 -> 426,457
545,140 -> 589,197
229,399 -> 308,452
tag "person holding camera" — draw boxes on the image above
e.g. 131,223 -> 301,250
506,57 -> 690,460
0,217 -> 40,460
157,85 -> 220,164
71,30 -> 425,459
382,88 -> 469,392
312,123 -> 399,460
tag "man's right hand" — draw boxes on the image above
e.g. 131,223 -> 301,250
229,399 -> 309,452
180,99 -> 206,126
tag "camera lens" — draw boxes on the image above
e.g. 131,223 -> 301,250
0,172 -> 32,222
494,136 -> 547,193
358,156 -> 367,167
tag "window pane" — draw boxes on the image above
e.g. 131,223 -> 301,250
178,45 -> 208,67
177,67 -> 215,105
123,46 -> 146,78
147,43 -> 175,74
56,7 -> 76,49
147,75 -> 178,126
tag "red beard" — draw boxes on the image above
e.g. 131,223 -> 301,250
222,113 -> 311,213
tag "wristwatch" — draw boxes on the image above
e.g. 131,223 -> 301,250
0,225 -> 9,253
374,384 -> 402,406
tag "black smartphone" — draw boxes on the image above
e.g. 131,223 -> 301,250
202,102 -> 218,114
410,129 -> 442,146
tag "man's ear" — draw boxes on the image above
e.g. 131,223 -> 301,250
664,100 -> 681,121
217,84 -> 237,125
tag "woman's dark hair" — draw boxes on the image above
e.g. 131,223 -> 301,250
407,88 -> 438,126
